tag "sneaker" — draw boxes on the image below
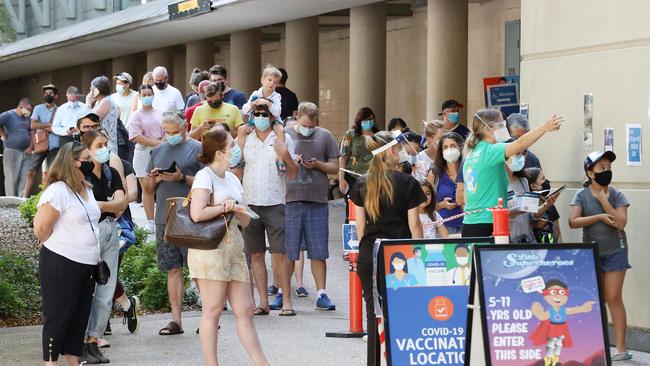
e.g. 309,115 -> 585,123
612,351 -> 633,361
267,285 -> 279,296
316,294 -> 336,311
80,342 -> 109,364
103,321 -> 112,336
296,287 -> 309,297
122,295 -> 140,334
269,293 -> 283,310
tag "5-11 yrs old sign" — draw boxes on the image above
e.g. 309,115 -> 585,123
474,244 -> 611,366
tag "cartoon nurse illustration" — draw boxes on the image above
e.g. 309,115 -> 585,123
529,279 -> 595,366
385,252 -> 418,289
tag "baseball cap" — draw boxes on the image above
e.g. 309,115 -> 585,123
438,99 -> 464,115
197,80 -> 211,94
584,151 -> 616,172
42,84 -> 58,93
113,72 -> 133,85
77,112 -> 100,123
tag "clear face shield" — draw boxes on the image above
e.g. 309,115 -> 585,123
370,131 -> 418,165
475,113 -> 510,143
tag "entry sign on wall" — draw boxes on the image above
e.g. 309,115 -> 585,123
474,244 -> 611,366
487,83 -> 519,109
378,238 -> 493,366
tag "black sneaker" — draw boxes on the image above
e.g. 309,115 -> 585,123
122,295 -> 140,334
104,320 -> 112,336
81,342 -> 110,364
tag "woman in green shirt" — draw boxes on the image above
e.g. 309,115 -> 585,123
461,108 -> 564,238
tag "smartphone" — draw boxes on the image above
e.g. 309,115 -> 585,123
245,207 -> 260,220
158,161 -> 178,174
548,185 -> 567,197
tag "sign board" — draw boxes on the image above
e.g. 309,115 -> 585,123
474,244 -> 610,366
342,223 -> 358,252
483,76 -> 520,116
378,238 -> 494,366
168,0 -> 212,21
626,124 -> 642,166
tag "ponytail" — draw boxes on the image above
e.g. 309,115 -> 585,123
364,131 -> 396,222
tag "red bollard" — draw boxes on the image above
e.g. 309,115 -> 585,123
326,201 -> 366,338
491,198 -> 510,244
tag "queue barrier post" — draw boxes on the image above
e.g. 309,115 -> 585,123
491,197 -> 510,244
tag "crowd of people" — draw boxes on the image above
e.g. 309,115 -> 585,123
0,61 -> 632,365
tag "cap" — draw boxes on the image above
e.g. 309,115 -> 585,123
506,113 -> 529,130
197,80 -> 211,94
584,151 -> 616,172
113,72 -> 133,85
42,84 -> 58,93
438,99 -> 464,115
77,112 -> 100,123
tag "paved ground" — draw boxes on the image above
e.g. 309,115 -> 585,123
0,200 -> 648,365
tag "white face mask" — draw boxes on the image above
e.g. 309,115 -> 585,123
443,148 -> 461,163
456,256 -> 469,266
398,150 -> 416,165
493,126 -> 511,143
393,262 -> 405,271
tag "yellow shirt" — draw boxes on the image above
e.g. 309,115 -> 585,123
190,102 -> 243,131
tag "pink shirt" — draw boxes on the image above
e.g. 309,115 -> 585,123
128,108 -> 164,141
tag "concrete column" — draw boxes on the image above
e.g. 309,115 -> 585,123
110,54 -> 138,81
186,38 -> 215,83
285,16 -> 319,104
426,0 -> 468,120
349,2 -> 386,128
230,29 -> 261,95
146,47 -> 174,81
173,50 -> 187,96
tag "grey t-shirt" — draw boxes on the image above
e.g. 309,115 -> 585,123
0,110 -> 31,150
149,138 -> 203,224
285,126 -> 339,203
571,186 -> 629,257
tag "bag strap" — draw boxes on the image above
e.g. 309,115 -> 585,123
48,106 -> 58,124
71,189 -> 102,263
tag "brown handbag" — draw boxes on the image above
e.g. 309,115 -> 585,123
163,185 -> 234,250
32,106 -> 57,154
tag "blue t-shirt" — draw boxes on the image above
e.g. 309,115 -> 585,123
32,103 -> 59,149
223,88 -> 247,109
436,170 -> 463,228
0,110 -> 31,150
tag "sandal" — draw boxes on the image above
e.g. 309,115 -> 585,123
279,308 -> 296,317
611,351 -> 633,361
159,321 -> 184,335
253,307 -> 269,316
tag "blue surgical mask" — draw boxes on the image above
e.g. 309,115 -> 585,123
361,120 -> 374,131
94,147 -> 110,164
116,84 -> 125,94
166,133 -> 183,145
448,112 -> 460,124
254,117 -> 270,131
299,125 -> 315,137
229,144 -> 242,167
508,155 -> 525,172
141,95 -> 154,107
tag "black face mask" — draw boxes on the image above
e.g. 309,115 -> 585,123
44,95 -> 55,104
208,100 -> 223,109
79,160 -> 95,177
593,170 -> 612,186
155,81 -> 167,90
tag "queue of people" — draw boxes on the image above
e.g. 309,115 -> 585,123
8,61 -> 632,365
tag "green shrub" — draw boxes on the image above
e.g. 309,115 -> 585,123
0,251 -> 41,318
18,191 -> 42,227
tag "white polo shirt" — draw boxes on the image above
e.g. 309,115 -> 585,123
242,131 -> 295,206
153,84 -> 185,112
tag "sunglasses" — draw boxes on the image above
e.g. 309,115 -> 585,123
253,112 -> 269,117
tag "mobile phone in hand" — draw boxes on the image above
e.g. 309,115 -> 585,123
158,161 -> 178,174
245,207 -> 260,220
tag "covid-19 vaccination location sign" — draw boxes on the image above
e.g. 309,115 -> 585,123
474,244 -> 610,366
378,238 -> 493,366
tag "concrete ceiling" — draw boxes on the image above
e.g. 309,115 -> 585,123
0,0 -> 382,81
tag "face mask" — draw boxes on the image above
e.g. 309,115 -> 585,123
414,251 -> 421,258
79,160 -> 95,176
71,100 -> 79,108
398,150 -> 415,165
443,148 -> 461,163
208,100 -> 223,109
493,126 -> 511,143
44,95 -> 55,104
94,147 -> 110,164
593,170 -> 612,186
361,120 -> 374,131
456,256 -> 469,266
155,81 -> 167,90
447,112 -> 460,124
508,155 -> 525,172
166,133 -> 183,145
141,95 -> 154,107
254,117 -> 271,131
20,108 -> 31,118
393,262 -> 405,271
299,125 -> 315,137
229,145 -> 242,167
116,84 -> 125,94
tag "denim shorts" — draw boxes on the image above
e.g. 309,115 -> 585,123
600,249 -> 631,272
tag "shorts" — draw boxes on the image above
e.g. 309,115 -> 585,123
133,145 -> 153,178
29,151 -> 47,170
155,224 -> 188,271
242,204 -> 286,254
285,202 -> 329,261
600,250 -> 631,272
